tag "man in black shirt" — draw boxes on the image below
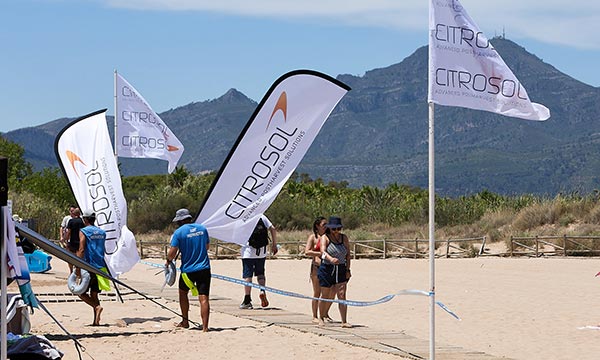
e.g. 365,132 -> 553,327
65,207 -> 85,272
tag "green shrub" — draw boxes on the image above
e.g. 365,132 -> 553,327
128,189 -> 192,233
10,164 -> 600,260
11,191 -> 63,240
559,214 -> 576,227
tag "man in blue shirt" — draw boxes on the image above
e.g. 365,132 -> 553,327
166,208 -> 211,332
77,209 -> 108,326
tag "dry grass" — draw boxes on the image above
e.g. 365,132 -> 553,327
585,204 -> 600,224
134,195 -> 600,259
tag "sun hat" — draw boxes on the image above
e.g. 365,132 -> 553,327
82,209 -> 95,218
172,208 -> 192,222
325,216 -> 343,229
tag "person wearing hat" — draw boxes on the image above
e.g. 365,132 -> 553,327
77,209 -> 109,326
165,208 -> 211,332
317,216 -> 352,328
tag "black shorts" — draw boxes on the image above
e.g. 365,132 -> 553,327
179,268 -> 211,296
87,273 -> 101,293
318,263 -> 348,288
67,241 -> 79,253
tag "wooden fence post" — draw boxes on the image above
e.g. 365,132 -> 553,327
535,235 -> 539,257
446,239 -> 451,258
415,238 -> 418,259
510,236 -> 514,257
563,234 -> 567,256
139,239 -> 144,259
479,236 -> 487,256
383,239 -> 387,259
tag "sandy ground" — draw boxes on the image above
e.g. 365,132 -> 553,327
9,256 -> 600,360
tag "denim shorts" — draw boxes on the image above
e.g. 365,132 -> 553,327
317,263 -> 347,288
242,258 -> 266,278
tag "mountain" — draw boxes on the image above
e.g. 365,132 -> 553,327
301,39 -> 600,195
4,38 -> 600,196
5,88 -> 258,176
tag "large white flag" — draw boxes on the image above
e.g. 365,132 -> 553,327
55,110 -> 139,275
115,73 -> 184,173
428,0 -> 550,121
196,70 -> 350,245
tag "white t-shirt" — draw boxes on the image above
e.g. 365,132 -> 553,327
61,215 -> 71,228
60,215 -> 71,239
240,215 -> 273,259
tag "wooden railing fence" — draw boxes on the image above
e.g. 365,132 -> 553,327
53,234 -> 600,259
136,236 -> 491,260
509,235 -> 600,257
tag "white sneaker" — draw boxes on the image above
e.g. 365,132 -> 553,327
239,302 -> 253,309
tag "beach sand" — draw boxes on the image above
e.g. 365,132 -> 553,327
11,256 -> 600,360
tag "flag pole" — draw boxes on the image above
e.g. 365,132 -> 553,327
114,69 -> 118,162
1,157 -> 8,360
111,71 -> 125,301
1,206 -> 7,360
428,101 -> 436,360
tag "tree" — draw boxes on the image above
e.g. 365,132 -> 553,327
21,167 -> 75,208
0,136 -> 33,191
169,165 -> 190,188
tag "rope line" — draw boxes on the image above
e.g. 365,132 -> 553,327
139,260 -> 460,320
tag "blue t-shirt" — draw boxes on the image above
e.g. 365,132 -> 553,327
171,223 -> 210,273
80,225 -> 106,270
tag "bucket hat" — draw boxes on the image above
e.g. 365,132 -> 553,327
173,208 -> 192,222
325,216 -> 343,229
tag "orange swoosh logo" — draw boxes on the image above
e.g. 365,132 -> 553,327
66,150 -> 86,178
167,145 -> 179,152
266,91 -> 287,131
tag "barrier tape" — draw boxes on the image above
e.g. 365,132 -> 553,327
139,260 -> 460,320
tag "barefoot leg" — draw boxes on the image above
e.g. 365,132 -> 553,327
93,306 -> 103,326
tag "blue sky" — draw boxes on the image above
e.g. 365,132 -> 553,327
2,0 -> 599,133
